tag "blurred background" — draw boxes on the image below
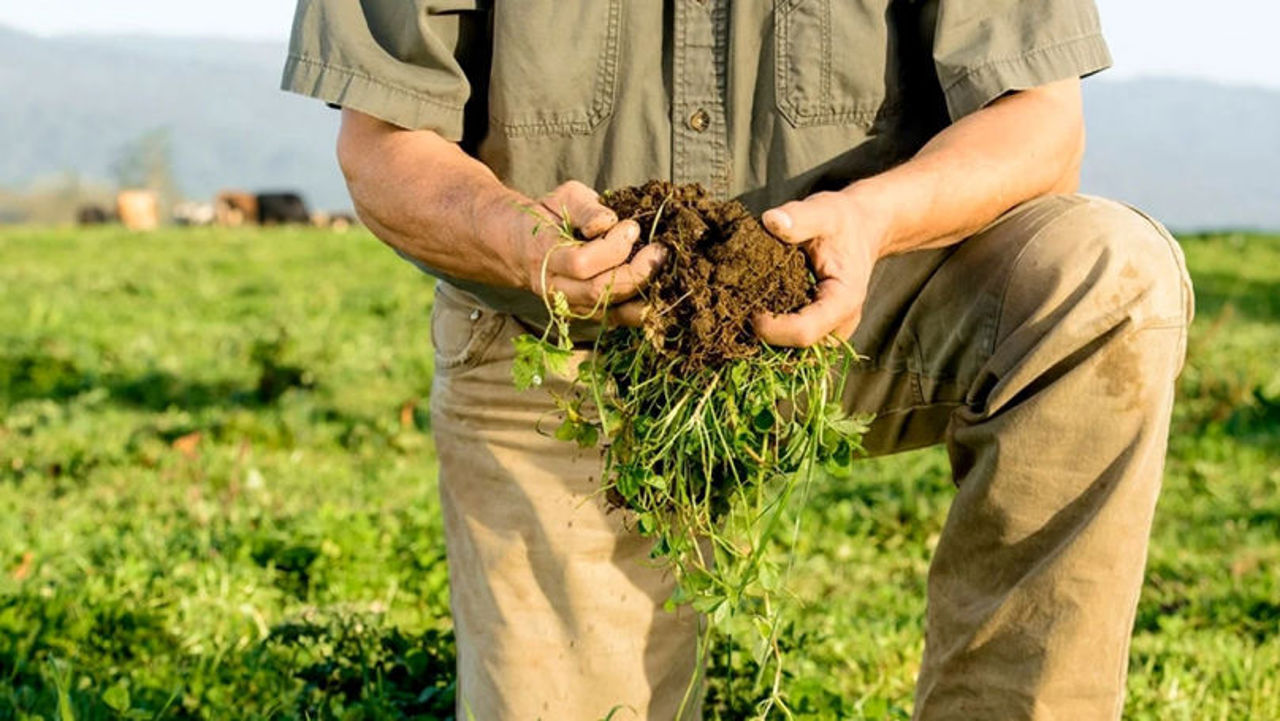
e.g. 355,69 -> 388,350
0,0 -> 1277,229
1,2 -> 1277,720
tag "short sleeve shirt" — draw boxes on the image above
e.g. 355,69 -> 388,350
282,0 -> 1111,322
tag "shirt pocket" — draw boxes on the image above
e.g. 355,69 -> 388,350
774,0 -> 900,128
489,0 -> 623,137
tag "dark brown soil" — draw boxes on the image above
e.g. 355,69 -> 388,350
602,181 -> 813,370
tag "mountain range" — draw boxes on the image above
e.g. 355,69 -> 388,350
1,25 -> 1276,230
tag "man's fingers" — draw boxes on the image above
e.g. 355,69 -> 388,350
553,243 -> 667,314
761,191 -> 844,245
752,278 -> 859,347
544,220 -> 640,280
541,180 -> 618,239
586,243 -> 668,304
605,300 -> 646,328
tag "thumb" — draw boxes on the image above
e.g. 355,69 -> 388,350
762,194 -> 843,244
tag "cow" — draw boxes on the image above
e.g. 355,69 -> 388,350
309,211 -> 359,232
77,205 -> 112,225
173,201 -> 216,226
215,191 -> 258,227
327,212 -> 358,232
256,192 -> 311,225
116,190 -> 159,231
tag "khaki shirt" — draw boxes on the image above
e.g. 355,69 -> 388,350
283,0 -> 1111,322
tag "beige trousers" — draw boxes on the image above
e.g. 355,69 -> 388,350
428,194 -> 1194,720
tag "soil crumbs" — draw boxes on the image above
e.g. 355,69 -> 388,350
602,181 -> 813,370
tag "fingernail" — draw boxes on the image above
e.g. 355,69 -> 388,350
764,210 -> 791,231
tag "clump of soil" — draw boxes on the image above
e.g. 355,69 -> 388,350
602,181 -> 813,370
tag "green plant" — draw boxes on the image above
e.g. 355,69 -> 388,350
513,204 -> 870,718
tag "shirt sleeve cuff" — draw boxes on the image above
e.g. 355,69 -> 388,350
942,32 -> 1113,121
281,53 -> 466,141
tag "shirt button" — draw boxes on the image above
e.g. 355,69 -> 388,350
469,309 -> 481,321
688,109 -> 711,133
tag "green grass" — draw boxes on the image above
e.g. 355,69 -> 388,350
1,226 -> 1277,719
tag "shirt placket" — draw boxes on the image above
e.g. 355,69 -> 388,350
672,0 -> 729,198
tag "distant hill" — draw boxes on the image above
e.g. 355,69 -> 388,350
1,26 -> 1276,230
1082,77 -> 1280,231
0,26 -> 349,212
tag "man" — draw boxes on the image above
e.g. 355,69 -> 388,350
283,2 -> 1193,719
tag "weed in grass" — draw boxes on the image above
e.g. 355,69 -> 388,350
513,183 -> 872,718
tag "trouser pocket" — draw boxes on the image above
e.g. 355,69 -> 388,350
430,283 -> 514,373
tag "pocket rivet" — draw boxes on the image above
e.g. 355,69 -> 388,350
469,309 -> 481,321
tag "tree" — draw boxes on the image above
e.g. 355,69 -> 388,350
111,127 -> 181,217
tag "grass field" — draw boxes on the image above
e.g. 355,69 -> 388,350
1,226 -> 1277,720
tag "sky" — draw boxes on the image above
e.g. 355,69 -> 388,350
0,0 -> 1277,90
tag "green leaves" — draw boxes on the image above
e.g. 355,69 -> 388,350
752,407 -> 776,432
554,416 -> 599,448
103,681 -> 131,712
511,334 -> 573,391
826,410 -> 873,439
615,465 -> 643,502
507,256 -> 872,716
819,410 -> 873,478
822,438 -> 856,478
511,335 -> 545,390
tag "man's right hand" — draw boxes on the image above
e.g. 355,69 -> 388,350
337,109 -> 664,319
517,181 -> 666,317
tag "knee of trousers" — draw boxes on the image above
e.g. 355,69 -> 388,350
992,196 -> 1194,362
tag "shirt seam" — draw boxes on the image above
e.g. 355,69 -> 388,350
286,53 -> 465,112
674,1 -> 689,184
943,31 -> 1107,93
713,0 -> 730,197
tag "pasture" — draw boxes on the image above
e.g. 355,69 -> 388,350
1,226 -> 1277,719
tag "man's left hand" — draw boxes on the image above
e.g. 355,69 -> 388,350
754,191 -> 888,347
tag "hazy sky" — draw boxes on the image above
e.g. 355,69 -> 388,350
1,0 -> 1276,89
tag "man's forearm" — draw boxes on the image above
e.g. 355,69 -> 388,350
847,78 -> 1085,258
338,111 -> 531,288
337,110 -> 665,315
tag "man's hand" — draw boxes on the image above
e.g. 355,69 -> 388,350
337,110 -> 663,319
752,78 -> 1085,347
753,192 -> 887,347
519,181 -> 665,317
